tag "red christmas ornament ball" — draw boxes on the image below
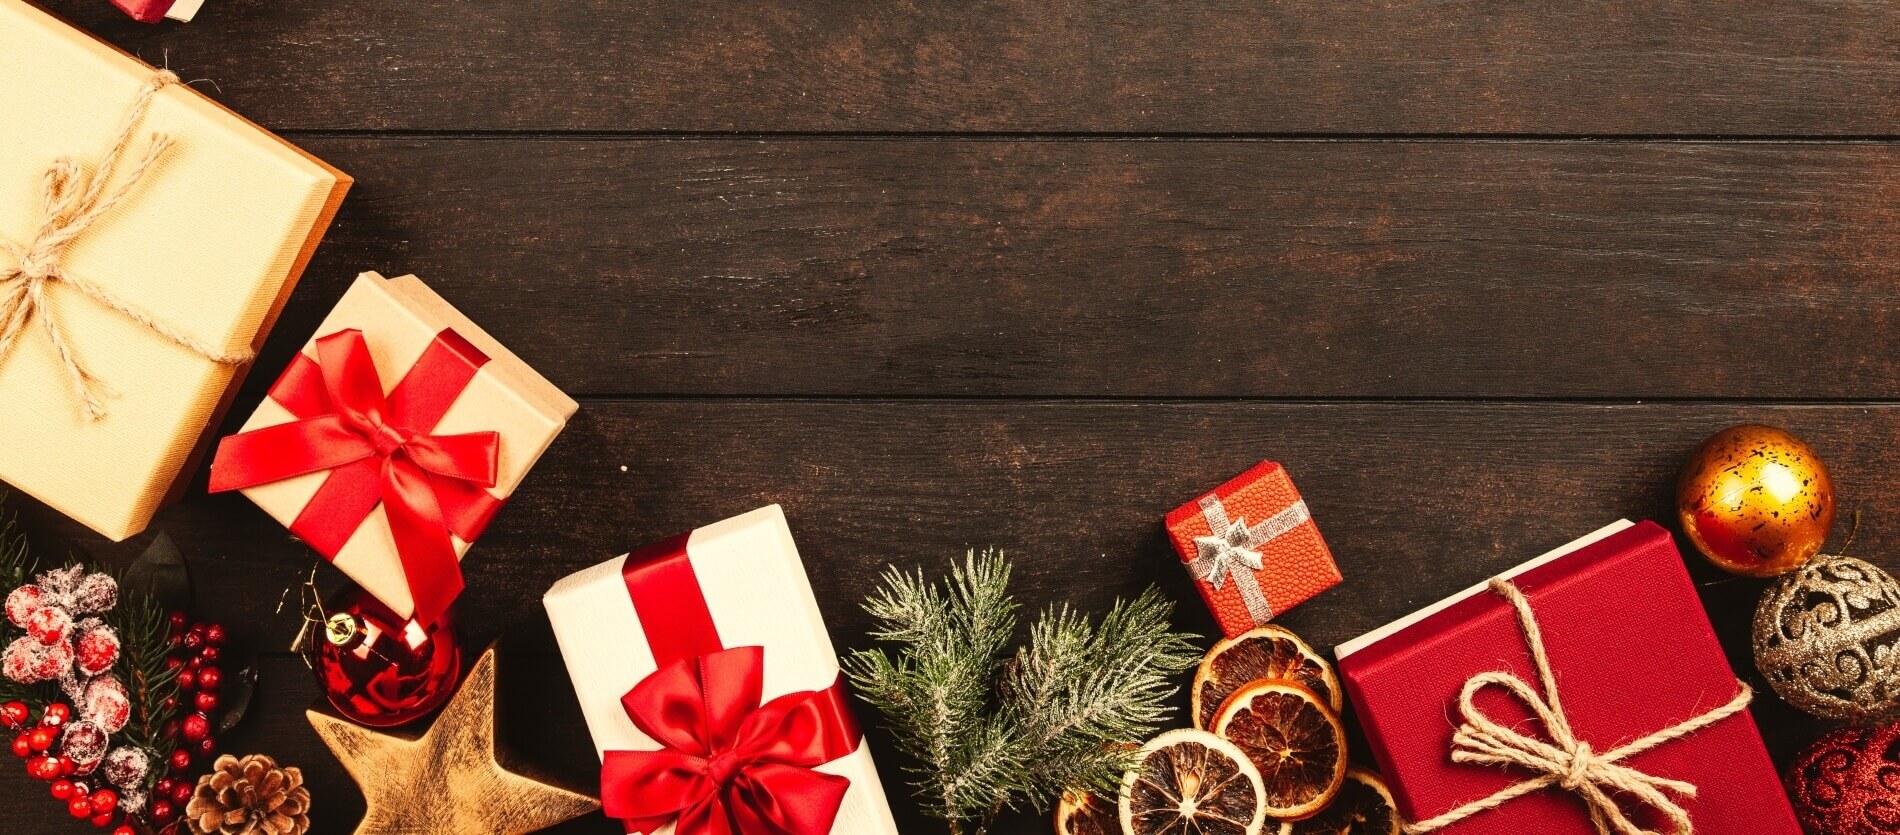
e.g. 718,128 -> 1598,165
1789,722 -> 1900,833
313,587 -> 463,727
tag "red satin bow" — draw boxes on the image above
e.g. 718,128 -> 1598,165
209,329 -> 502,625
602,646 -> 859,835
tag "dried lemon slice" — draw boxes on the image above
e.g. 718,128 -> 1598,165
1213,680 -> 1348,821
1119,728 -> 1268,835
1193,625 -> 1342,730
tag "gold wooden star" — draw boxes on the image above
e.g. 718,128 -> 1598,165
308,644 -> 601,835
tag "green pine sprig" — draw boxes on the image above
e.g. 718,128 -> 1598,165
844,550 -> 1199,835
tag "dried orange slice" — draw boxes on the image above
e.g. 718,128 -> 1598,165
1055,789 -> 1119,835
1119,728 -> 1267,835
1277,768 -> 1399,835
1194,625 -> 1342,730
1213,680 -> 1348,821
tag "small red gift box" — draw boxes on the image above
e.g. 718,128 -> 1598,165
1336,521 -> 1799,835
109,0 -> 202,23
1164,461 -> 1340,636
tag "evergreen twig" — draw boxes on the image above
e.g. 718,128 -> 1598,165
844,550 -> 1198,835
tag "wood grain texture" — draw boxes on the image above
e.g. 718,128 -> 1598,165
7,400 -> 1893,833
31,0 -> 1900,135
239,137 -> 1900,400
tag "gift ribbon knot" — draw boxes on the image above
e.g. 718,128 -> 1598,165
1403,579 -> 1754,835
209,328 -> 503,626
0,71 -> 255,421
602,646 -> 858,835
1191,496 -> 1309,625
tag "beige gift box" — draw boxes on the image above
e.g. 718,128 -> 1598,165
0,0 -> 349,540
226,272 -> 577,619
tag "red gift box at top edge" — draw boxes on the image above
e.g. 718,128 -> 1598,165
1335,520 -> 1799,835
1165,461 -> 1342,636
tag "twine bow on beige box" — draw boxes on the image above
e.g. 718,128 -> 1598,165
0,70 -> 254,422
1403,579 -> 1754,835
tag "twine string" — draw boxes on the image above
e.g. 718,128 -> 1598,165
0,70 -> 253,421
1403,578 -> 1753,835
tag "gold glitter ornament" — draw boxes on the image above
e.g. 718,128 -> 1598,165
1754,554 -> 1900,722
1677,424 -> 1834,577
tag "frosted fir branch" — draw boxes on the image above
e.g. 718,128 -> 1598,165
845,551 -> 1198,835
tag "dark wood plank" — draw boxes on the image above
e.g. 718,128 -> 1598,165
37,0 -> 1900,135
239,137 -> 1900,399
11,399 -> 1889,832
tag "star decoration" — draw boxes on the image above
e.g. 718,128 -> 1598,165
308,644 -> 600,835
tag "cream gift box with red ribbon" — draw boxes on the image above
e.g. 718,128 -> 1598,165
211,272 -> 575,624
543,505 -> 900,835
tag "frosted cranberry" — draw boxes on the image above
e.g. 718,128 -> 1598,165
26,605 -> 72,646
73,621 -> 119,677
4,585 -> 44,628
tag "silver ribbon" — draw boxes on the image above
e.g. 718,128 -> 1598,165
1192,496 -> 1310,626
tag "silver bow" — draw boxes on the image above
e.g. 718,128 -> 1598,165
1191,496 -> 1310,625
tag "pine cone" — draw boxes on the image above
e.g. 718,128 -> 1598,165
185,754 -> 311,835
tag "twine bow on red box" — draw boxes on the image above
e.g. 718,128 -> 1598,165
601,534 -> 862,835
208,328 -> 504,626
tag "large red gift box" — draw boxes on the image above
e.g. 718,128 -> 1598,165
1165,461 -> 1341,636
1336,521 -> 1799,834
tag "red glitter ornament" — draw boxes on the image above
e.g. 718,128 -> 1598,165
313,587 -> 462,727
1788,721 -> 1900,833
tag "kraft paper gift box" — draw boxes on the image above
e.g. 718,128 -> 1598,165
543,505 -> 900,835
1336,521 -> 1799,834
210,272 -> 576,623
0,0 -> 349,540
1166,461 -> 1341,635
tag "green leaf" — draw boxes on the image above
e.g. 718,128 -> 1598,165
217,662 -> 260,735
122,532 -> 191,613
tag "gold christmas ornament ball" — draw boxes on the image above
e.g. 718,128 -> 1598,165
1754,555 -> 1900,722
1677,424 -> 1835,577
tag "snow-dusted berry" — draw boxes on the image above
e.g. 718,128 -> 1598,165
102,746 -> 148,788
35,566 -> 82,598
80,675 -> 130,734
117,787 -> 146,816
26,604 -> 72,646
68,573 -> 117,615
59,721 -> 107,773
5,584 -> 45,627
73,619 -> 118,677
3,635 -> 69,683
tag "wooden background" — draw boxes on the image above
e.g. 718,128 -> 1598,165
9,1 -> 1900,832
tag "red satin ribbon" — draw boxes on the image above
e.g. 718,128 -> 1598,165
209,329 -> 502,626
602,535 -> 862,835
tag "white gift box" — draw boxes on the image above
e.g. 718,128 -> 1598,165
543,504 -> 900,835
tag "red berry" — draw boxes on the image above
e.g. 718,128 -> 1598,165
149,800 -> 177,824
59,755 -> 75,775
160,719 -> 179,740
11,733 -> 30,757
194,691 -> 219,713
175,670 -> 195,691
196,667 -> 221,692
160,696 -> 178,714
68,795 -> 91,818
28,725 -> 56,751
26,606 -> 72,646
1,700 -> 28,728
89,812 -> 112,828
186,656 -> 202,670
163,656 -> 183,672
167,749 -> 190,773
204,624 -> 225,647
154,777 -> 175,795
194,735 -> 215,757
88,788 -> 117,815
50,778 -> 74,799
114,826 -> 136,835
71,780 -> 87,795
199,646 -> 221,664
180,631 -> 203,651
181,713 -> 209,744
43,703 -> 70,727
169,781 -> 190,805
168,611 -> 188,631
